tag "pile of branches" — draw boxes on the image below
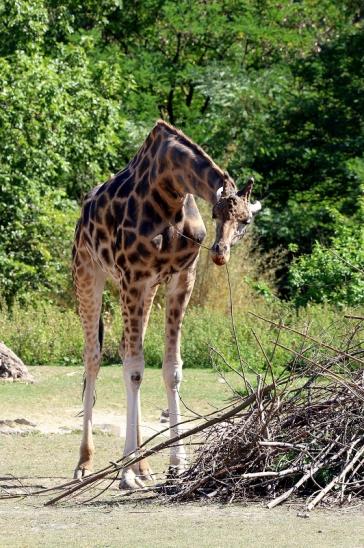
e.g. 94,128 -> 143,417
163,315 -> 364,508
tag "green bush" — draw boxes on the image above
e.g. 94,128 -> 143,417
0,301 -> 83,365
290,226 -> 364,307
0,42 -> 134,305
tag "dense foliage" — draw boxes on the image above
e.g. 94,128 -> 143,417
0,0 -> 363,307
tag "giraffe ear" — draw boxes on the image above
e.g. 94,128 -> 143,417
216,187 -> 223,201
237,177 -> 254,201
250,200 -> 262,214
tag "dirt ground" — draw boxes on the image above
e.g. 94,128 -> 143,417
1,499 -> 364,548
1,366 -> 363,547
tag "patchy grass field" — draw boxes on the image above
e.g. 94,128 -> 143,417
1,366 -> 363,547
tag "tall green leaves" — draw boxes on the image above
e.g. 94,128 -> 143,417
0,10 -> 132,305
0,0 -> 362,306
290,226 -> 364,307
252,27 -> 364,300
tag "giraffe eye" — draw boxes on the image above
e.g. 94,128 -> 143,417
236,222 -> 247,237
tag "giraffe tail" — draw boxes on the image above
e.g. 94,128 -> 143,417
78,315 -> 103,413
98,314 -> 104,352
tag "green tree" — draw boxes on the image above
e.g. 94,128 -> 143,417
0,0 -> 362,306
252,25 -> 364,296
290,225 -> 364,307
0,12 -> 134,304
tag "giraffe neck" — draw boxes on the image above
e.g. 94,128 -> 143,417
132,121 -> 235,212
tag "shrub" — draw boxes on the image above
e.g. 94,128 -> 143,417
0,301 -> 83,365
290,226 -> 364,307
3,297 -> 361,377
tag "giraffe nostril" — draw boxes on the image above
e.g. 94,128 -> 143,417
213,243 -> 227,255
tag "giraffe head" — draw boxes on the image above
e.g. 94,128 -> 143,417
211,175 -> 261,266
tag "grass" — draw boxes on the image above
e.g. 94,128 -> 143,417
2,501 -> 364,548
0,366 -> 246,487
1,367 -> 364,547
0,366 -> 242,424
2,295 -> 362,374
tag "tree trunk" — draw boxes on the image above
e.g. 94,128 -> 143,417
0,342 -> 33,382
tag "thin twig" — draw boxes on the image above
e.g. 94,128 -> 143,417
307,441 -> 364,511
225,263 -> 253,395
46,381 -> 279,505
250,312 -> 364,368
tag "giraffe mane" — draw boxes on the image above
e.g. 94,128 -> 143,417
152,119 -> 225,177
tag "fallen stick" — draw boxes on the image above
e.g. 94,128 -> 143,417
0,397 -> 241,502
340,437 -> 360,503
175,458 -> 310,501
267,439 -> 339,509
258,441 -> 306,450
345,457 -> 364,487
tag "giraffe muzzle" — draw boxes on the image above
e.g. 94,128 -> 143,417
211,243 -> 230,266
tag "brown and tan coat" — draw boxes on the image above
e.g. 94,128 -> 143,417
72,120 -> 261,488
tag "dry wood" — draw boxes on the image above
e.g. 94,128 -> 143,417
3,301 -> 363,511
249,312 -> 364,368
307,442 -> 364,511
267,440 -> 338,509
160,316 -> 364,509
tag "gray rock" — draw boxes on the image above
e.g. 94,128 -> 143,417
0,342 -> 33,381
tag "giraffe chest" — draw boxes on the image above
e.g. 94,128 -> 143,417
115,223 -> 205,282
82,219 -> 205,285
81,187 -> 207,282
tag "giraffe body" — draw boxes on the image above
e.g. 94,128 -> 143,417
72,120 -> 261,487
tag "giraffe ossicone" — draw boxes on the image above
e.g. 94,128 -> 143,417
72,120 -> 261,488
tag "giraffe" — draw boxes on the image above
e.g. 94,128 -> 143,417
72,120 -> 262,488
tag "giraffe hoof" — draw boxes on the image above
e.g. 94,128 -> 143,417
140,472 -> 154,482
138,461 -> 154,482
167,463 -> 186,478
119,468 -> 145,490
73,467 -> 92,480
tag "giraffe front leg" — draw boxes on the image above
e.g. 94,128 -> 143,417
163,264 -> 197,474
163,360 -> 187,474
119,281 -> 156,489
120,354 -> 147,489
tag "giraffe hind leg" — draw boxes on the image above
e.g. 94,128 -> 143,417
73,249 -> 106,479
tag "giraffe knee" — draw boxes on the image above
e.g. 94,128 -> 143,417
163,364 -> 183,390
131,371 -> 143,384
123,356 -> 144,385
124,369 -> 144,388
84,348 -> 101,373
